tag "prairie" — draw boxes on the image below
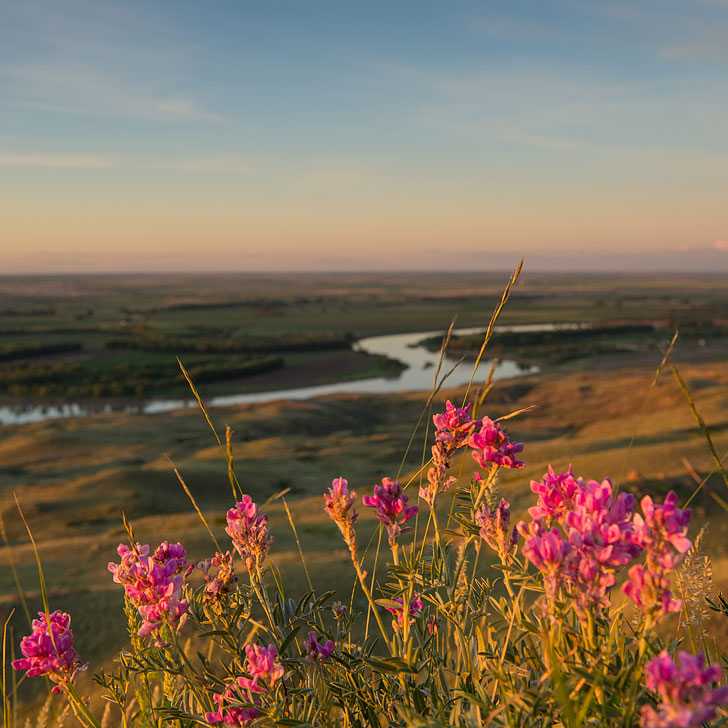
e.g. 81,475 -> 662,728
1,271 -> 727,717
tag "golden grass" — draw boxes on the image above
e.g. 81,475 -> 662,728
2,357 -> 728,716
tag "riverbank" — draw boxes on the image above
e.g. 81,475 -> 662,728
0,327 -> 535,425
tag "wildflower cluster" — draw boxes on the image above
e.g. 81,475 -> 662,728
469,415 -> 525,470
303,631 -> 335,664
324,476 -> 358,558
11,611 -> 84,693
624,492 -> 692,623
205,676 -> 264,727
514,468 -> 643,618
421,401 -> 474,506
108,540 -> 191,644
642,651 -> 728,728
198,550 -> 238,608
421,402 -> 525,508
475,497 -> 518,561
205,644 -> 283,727
226,495 -> 274,573
362,476 -> 418,547
12,397 -> 728,728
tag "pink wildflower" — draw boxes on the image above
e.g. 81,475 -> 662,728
519,520 -> 571,572
421,401 -> 474,507
475,498 -> 518,561
12,611 -> 85,694
363,477 -> 418,547
331,601 -> 347,621
529,465 -> 581,521
518,518 -> 573,610
325,477 -> 357,524
641,651 -> 728,728
226,495 -> 274,573
324,477 -> 359,559
205,643 -> 283,726
633,492 -> 692,571
521,468 -> 642,618
562,476 -> 641,615
385,594 -> 424,631
303,631 -> 335,664
244,643 -> 284,687
624,491 -> 691,623
205,676 -> 264,727
432,401 -> 475,448
469,417 -> 524,470
108,541 -> 190,644
623,564 -> 682,620
198,551 -> 238,606
153,540 -> 188,565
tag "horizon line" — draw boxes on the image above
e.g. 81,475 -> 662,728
0,267 -> 726,278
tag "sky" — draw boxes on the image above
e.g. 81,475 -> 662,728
1,0 -> 727,274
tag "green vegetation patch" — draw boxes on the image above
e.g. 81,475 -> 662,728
0,354 -> 283,398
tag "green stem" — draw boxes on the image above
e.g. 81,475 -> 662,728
251,566 -> 280,639
352,559 -> 391,652
65,682 -> 103,728
430,501 -> 442,548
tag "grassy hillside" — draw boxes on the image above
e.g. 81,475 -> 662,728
2,271 -> 728,718
2,352 -> 727,716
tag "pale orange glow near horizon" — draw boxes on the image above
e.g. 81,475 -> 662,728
1,2 -> 727,273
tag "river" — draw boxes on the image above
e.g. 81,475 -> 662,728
0,324 -> 574,426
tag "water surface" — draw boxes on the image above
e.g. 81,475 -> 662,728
0,323 -> 576,425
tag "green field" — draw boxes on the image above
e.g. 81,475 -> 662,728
1,271 -> 728,718
1,271 -> 727,402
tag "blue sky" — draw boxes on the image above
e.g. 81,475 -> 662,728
1,0 -> 727,273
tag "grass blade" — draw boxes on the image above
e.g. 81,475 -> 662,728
462,259 -> 523,405
178,357 -> 242,500
2,609 -> 15,728
670,362 -> 728,492
616,331 -> 678,490
167,455 -> 222,552
282,498 -> 314,593
0,511 -> 31,628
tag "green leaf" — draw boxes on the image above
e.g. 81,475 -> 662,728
374,598 -> 405,610
363,655 -> 418,674
279,624 -> 302,655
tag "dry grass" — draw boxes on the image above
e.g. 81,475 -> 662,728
2,356 -> 728,716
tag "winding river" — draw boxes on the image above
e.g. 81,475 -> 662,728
0,325 -> 557,426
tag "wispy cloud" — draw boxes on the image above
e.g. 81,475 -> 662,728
146,156 -> 259,173
593,1 -> 728,63
660,37 -> 728,62
2,64 -> 223,123
155,100 -> 221,122
0,1 -> 222,124
372,60 -> 635,151
0,153 -> 117,168
467,15 -> 559,39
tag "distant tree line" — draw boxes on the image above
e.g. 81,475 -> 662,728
119,295 -> 349,316
0,306 -> 56,317
421,324 -> 655,351
0,326 -> 107,337
418,324 -> 663,366
0,342 -> 83,361
104,330 -> 354,354
0,355 -> 283,397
